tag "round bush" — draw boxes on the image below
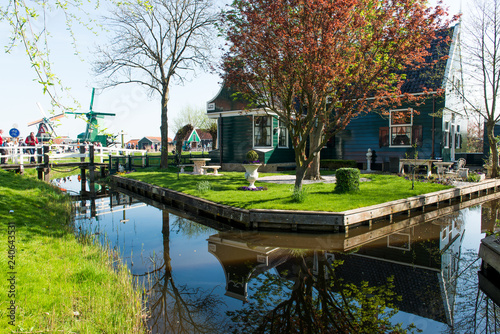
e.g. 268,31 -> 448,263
246,150 -> 259,162
335,168 -> 360,193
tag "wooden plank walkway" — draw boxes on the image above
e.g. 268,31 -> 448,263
111,176 -> 500,232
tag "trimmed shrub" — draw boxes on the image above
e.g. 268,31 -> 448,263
321,159 -> 357,170
245,150 -> 259,163
335,168 -> 360,193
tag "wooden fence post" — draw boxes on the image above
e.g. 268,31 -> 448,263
43,145 -> 50,182
37,147 -> 43,180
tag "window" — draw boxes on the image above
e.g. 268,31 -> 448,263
390,109 -> 413,147
278,119 -> 288,148
443,121 -> 450,148
254,116 -> 272,147
455,125 -> 461,149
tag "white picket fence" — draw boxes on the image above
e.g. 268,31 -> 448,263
0,144 -> 147,167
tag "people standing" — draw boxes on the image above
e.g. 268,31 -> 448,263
0,129 -> 5,164
25,132 -> 38,163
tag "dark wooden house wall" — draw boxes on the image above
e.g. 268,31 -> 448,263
327,97 -> 445,166
220,115 -> 295,164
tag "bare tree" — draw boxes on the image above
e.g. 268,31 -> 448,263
460,0 -> 500,177
171,105 -> 215,135
94,0 -> 218,168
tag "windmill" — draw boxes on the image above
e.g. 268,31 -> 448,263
65,88 -> 117,146
27,103 -> 65,143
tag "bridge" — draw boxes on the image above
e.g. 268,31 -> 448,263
0,144 -> 147,193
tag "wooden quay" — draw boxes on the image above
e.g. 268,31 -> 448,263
111,176 -> 500,233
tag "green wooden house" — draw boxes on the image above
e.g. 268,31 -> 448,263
173,128 -> 213,151
207,24 -> 467,172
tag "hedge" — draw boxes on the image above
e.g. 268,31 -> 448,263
335,168 -> 360,193
320,159 -> 357,170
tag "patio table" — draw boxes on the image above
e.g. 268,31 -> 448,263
433,161 -> 454,179
190,158 -> 211,175
399,159 -> 440,178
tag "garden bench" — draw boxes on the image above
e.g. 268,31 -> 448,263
200,165 -> 222,175
178,164 -> 194,173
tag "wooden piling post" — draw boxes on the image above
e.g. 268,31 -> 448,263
80,144 -> 86,163
81,167 -> 86,193
89,144 -> 95,196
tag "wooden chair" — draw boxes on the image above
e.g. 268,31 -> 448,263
446,158 -> 467,180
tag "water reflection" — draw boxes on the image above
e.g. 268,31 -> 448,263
209,210 -> 463,331
66,177 -> 500,333
139,211 -> 228,333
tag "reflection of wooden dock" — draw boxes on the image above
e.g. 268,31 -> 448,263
478,235 -> 500,306
112,176 -> 500,233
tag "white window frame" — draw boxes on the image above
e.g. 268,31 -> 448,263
278,119 -> 289,148
444,121 -> 450,148
253,115 -> 273,148
389,109 -> 413,148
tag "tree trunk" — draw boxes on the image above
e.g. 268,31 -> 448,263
486,121 -> 499,178
295,164 -> 307,190
160,88 -> 169,169
305,123 -> 324,180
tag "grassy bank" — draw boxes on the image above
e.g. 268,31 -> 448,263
0,169 -> 145,332
122,168 -> 453,212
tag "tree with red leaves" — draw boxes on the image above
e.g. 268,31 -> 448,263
222,0 -> 454,190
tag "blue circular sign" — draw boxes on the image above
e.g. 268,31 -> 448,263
9,128 -> 20,138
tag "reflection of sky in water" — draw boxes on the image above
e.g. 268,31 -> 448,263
69,176 -> 498,334
74,196 -> 245,318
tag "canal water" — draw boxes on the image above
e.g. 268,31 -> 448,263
56,176 -> 500,333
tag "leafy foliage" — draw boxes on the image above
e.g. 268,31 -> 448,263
226,252 -> 414,333
291,186 -> 308,203
196,180 -> 212,194
245,149 -> 259,162
335,168 -> 360,193
222,0 -> 454,189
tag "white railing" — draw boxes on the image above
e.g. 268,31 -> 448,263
0,144 -> 147,167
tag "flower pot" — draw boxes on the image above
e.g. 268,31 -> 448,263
242,163 -> 261,189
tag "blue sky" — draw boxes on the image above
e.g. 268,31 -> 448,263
0,0 -> 463,143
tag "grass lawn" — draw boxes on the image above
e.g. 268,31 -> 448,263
122,168 -> 453,212
0,169 -> 145,332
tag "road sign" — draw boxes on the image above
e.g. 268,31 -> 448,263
9,128 -> 19,138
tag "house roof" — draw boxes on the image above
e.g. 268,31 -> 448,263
197,129 -> 213,140
138,136 -> 166,143
208,26 -> 458,114
126,139 -> 140,145
399,27 -> 455,94
174,129 -> 211,142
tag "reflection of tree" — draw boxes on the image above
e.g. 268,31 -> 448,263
447,249 -> 500,333
227,251 -> 414,333
170,216 -> 215,238
137,210 -> 227,333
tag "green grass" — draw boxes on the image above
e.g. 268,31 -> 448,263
122,168 -> 453,212
0,169 -> 145,332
